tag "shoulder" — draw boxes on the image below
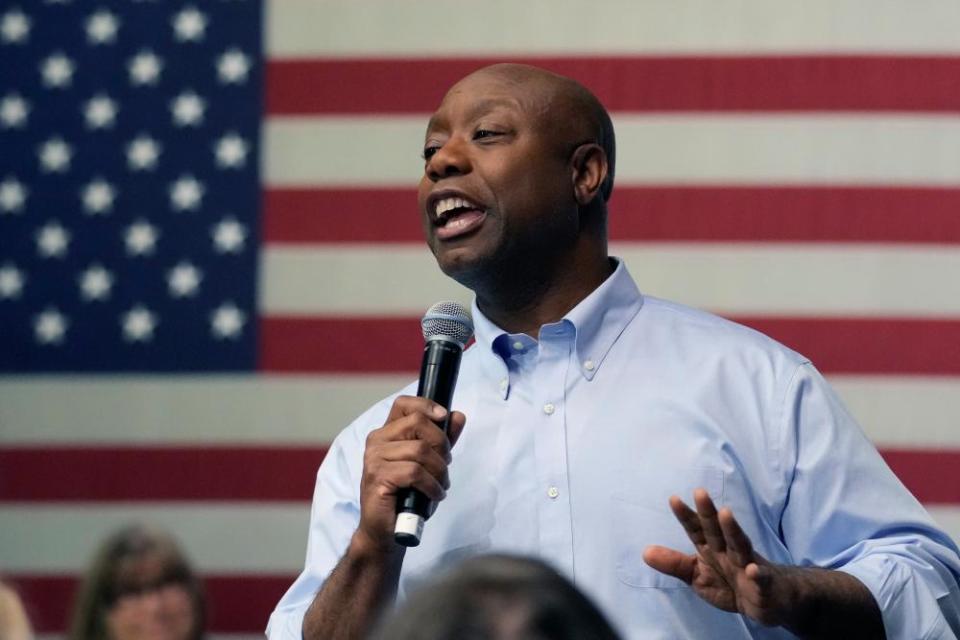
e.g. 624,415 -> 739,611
633,295 -> 810,377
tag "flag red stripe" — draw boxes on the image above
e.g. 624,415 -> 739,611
880,450 -> 960,505
266,56 -> 960,115
8,574 -> 292,633
0,446 -> 956,503
0,447 -> 327,502
259,316 -> 425,373
259,316 -> 960,375
736,317 -> 960,375
264,186 -> 960,245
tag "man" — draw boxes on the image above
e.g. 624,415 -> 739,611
268,64 -> 960,639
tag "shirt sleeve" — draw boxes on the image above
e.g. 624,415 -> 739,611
265,394 -> 400,640
777,363 -> 960,639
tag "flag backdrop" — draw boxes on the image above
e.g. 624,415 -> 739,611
2,0 -> 960,636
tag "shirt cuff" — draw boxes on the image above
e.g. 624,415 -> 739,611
839,554 -> 954,640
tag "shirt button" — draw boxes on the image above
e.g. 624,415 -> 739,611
583,359 -> 595,371
543,403 -> 555,415
547,486 -> 560,499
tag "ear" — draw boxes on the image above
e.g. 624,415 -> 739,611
570,143 -> 608,206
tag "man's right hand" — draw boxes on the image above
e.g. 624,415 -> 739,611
351,395 -> 467,557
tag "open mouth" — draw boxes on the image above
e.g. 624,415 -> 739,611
433,196 -> 487,240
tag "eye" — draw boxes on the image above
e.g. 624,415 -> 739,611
421,145 -> 440,161
473,129 -> 502,140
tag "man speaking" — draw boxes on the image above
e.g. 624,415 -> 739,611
268,64 -> 960,639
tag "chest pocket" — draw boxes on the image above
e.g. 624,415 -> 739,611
612,466 -> 725,589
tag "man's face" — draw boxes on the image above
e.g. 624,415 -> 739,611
417,70 -> 581,288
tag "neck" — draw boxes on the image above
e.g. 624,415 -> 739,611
474,249 -> 613,337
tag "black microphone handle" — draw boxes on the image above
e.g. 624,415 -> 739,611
394,338 -> 463,547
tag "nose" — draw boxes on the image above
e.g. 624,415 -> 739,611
426,137 -> 470,181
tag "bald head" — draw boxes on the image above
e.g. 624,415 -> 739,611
449,64 -> 616,202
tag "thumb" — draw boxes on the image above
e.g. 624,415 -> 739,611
447,411 -> 467,448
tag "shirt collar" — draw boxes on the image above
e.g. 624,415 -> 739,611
471,258 -> 644,380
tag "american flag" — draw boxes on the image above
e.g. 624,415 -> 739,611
2,1 -> 960,637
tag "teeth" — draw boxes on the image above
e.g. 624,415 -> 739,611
434,196 -> 478,217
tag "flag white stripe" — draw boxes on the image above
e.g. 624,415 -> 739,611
6,503 -> 959,574
0,505 -> 309,574
264,116 -> 960,187
2,376 -> 960,449
260,244 -> 960,317
831,377 -> 960,449
0,375 -> 409,445
266,0 -> 960,57
928,508 -> 960,547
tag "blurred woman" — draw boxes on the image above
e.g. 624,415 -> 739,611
69,524 -> 204,640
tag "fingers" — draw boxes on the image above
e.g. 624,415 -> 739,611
376,400 -> 453,451
671,489 -> 749,560
380,439 -> 451,491
718,507 -> 755,568
643,545 -> 697,584
693,489 -> 727,553
363,396 -> 465,501
447,411 -> 467,448
669,495 -> 708,547
386,395 -> 448,423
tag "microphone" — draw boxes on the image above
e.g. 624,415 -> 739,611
394,301 -> 474,547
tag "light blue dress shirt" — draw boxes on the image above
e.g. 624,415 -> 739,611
268,259 -> 960,639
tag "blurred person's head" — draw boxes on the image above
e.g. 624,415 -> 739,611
69,524 -> 204,640
368,554 -> 622,640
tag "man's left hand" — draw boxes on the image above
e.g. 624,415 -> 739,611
642,488 -> 796,627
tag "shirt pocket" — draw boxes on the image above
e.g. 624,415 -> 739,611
612,466 -> 725,589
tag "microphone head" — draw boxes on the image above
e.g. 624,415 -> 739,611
421,301 -> 473,347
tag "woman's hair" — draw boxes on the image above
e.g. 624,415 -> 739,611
68,524 -> 205,640
368,554 -> 622,640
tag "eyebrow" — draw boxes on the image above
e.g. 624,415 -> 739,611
426,97 -> 521,133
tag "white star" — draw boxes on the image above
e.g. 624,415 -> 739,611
172,6 -> 207,42
210,302 -> 245,339
121,305 -> 157,342
83,94 -> 117,129
212,217 -> 247,254
0,93 -> 29,128
167,261 -> 202,297
125,219 -> 158,256
35,308 -> 68,345
85,9 -> 118,44
0,264 -> 24,299
0,177 -> 27,213
169,175 -> 204,211
214,133 -> 249,169
0,8 -> 30,44
128,50 -> 162,86
78,264 -> 113,301
126,134 -> 161,171
36,221 -> 70,258
81,178 -> 116,215
170,90 -> 205,127
40,52 -> 75,88
217,48 -> 250,84
38,137 -> 72,173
